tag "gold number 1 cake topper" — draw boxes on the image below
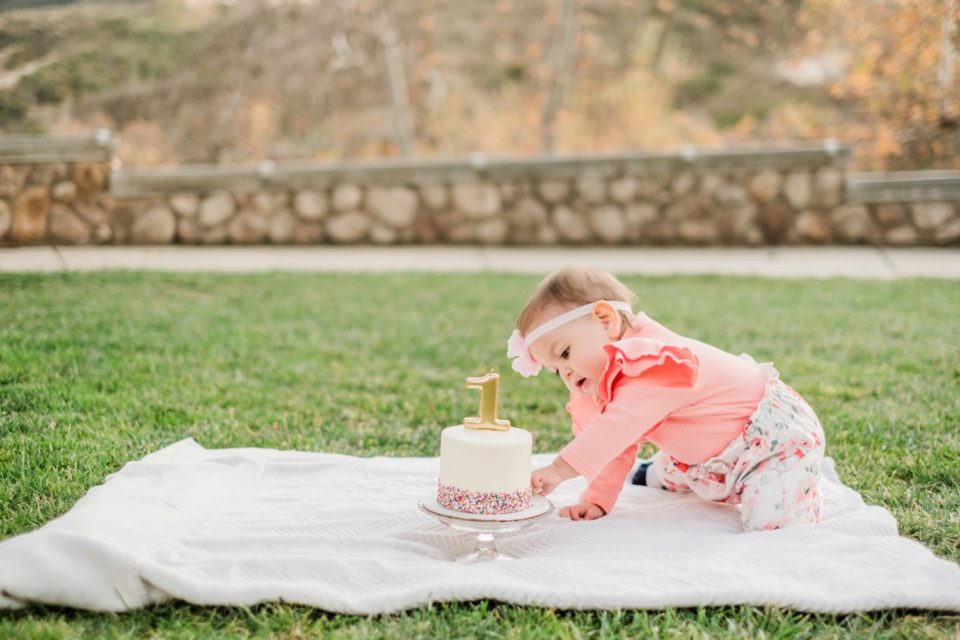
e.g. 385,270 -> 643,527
463,371 -> 511,431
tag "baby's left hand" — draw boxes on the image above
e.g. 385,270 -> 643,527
559,502 -> 607,521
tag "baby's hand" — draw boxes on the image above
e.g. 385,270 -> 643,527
530,463 -> 565,496
559,502 -> 607,521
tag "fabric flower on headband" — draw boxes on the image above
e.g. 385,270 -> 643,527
507,329 -> 541,377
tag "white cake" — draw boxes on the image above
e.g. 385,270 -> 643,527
437,424 -> 533,515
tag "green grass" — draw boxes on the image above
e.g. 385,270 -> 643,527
0,271 -> 958,639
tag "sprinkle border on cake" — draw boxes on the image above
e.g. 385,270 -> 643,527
437,482 -> 533,515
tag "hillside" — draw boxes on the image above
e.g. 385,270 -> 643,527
0,0 -> 955,170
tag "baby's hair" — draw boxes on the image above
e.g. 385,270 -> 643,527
516,265 -> 637,335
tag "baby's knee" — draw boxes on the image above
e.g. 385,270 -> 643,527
739,479 -> 822,531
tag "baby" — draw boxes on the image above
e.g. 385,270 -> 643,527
508,266 -> 825,531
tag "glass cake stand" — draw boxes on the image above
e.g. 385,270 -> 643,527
418,494 -> 554,563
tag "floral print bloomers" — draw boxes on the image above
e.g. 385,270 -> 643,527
652,356 -> 826,531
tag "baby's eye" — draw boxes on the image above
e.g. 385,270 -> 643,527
561,347 -> 570,359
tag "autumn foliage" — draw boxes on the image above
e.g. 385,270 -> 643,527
0,0 -> 956,170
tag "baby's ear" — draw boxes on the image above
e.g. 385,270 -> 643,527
592,300 -> 622,339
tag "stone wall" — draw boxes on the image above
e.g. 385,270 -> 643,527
0,132 -> 114,245
1,132 -> 958,246
844,172 -> 960,245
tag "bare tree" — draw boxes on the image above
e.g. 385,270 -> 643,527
939,0 -> 957,126
541,0 -> 579,152
376,14 -> 416,155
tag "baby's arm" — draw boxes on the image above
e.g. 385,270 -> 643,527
554,443 -> 638,521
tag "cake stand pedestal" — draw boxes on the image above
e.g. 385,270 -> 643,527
418,494 -> 554,563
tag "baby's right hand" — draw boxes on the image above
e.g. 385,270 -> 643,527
559,502 -> 606,521
531,463 -> 564,496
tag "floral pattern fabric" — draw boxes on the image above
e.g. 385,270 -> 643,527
653,358 -> 825,531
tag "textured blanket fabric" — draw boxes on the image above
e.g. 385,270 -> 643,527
1,438 -> 959,614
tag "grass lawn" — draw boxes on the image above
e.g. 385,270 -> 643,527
0,271 -> 958,639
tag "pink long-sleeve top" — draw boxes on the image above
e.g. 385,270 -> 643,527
559,312 -> 768,514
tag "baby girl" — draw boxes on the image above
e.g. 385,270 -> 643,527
508,265 -> 825,531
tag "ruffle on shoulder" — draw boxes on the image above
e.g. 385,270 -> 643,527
565,393 -> 598,434
597,338 -> 700,410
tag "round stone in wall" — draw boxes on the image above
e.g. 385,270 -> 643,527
829,204 -> 875,242
671,172 -> 696,197
369,222 -> 398,244
73,199 -> 109,226
609,177 -> 637,203
700,173 -> 725,195
537,225 -> 559,245
589,205 -> 625,243
293,222 -> 324,244
201,225 -> 227,244
508,197 -> 548,229
874,203 -> 907,229
624,203 -> 658,241
452,183 -> 501,218
419,184 -> 448,210
553,206 -> 591,243
538,180 -> 570,203
911,203 -> 953,231
368,186 -> 418,228
643,220 -> 674,244
269,209 -> 297,243
73,162 -> 108,192
11,186 -> 50,243
413,211 -> 440,242
0,199 -> 10,239
253,192 -> 289,214
52,181 -> 77,203
814,169 -> 843,207
576,174 -> 606,203
794,211 -> 830,243
935,219 -> 960,245
294,190 -> 328,220
446,222 -> 476,243
170,193 -> 199,217
91,222 -> 112,244
332,184 -> 363,211
0,165 -> 28,199
714,183 -> 749,205
783,172 -> 812,209
199,191 -> 235,227
228,209 -> 270,244
131,204 -> 176,244
475,218 -> 508,244
325,211 -> 370,242
677,219 -> 718,244
749,170 -> 782,204
499,182 -> 516,204
177,217 -> 202,244
48,204 -> 90,243
716,201 -> 758,241
884,224 -> 919,245
664,195 -> 705,223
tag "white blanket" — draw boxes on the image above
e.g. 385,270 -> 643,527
2,438 -> 959,614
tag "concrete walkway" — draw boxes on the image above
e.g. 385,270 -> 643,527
1,245 -> 960,279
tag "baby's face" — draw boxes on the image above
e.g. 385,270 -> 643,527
527,306 -> 618,397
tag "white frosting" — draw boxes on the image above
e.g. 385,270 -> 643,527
438,425 -> 532,493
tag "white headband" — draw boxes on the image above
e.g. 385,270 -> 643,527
506,301 -> 633,377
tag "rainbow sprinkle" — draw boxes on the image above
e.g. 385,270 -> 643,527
437,482 -> 533,515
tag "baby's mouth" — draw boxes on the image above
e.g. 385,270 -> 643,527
576,377 -> 586,390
